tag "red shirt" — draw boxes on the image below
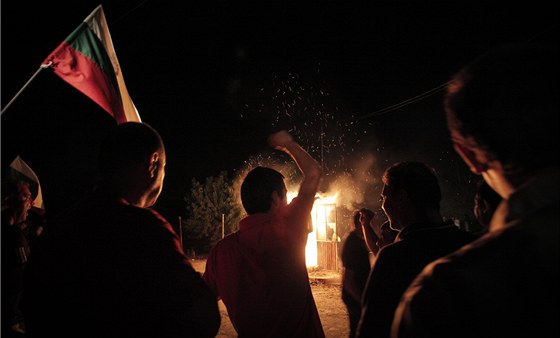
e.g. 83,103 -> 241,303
204,197 -> 325,338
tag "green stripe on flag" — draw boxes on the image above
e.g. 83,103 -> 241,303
66,22 -> 113,74
64,22 -> 121,99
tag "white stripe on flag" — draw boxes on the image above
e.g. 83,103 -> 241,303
8,156 -> 45,210
85,5 -> 141,122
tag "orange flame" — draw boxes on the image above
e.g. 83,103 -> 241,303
288,191 -> 338,267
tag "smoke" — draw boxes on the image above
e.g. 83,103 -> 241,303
235,149 -> 382,212
234,69 -> 389,225
322,151 -> 381,212
233,67 -> 480,227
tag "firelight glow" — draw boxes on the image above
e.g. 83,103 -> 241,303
288,191 -> 338,268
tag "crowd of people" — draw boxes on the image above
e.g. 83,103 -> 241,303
1,42 -> 556,337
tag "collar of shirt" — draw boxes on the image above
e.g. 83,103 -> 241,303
494,166 -> 560,230
239,213 -> 271,231
396,220 -> 456,241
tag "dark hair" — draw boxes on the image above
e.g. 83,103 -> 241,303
97,122 -> 164,179
445,43 -> 558,175
382,161 -> 441,210
240,167 -> 285,214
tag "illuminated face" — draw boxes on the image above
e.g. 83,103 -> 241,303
15,182 -> 33,220
17,184 -> 33,203
474,195 -> 492,231
380,184 -> 398,227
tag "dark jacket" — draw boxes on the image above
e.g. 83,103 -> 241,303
22,190 -> 220,338
356,221 -> 477,338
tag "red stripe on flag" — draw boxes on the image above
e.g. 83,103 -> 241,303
48,41 -> 127,123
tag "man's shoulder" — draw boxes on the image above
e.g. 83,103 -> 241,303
286,194 -> 316,215
419,230 -> 510,275
210,233 -> 239,251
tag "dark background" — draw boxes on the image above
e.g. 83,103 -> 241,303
1,1 -> 557,223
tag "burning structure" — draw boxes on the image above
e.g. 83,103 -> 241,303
288,192 -> 340,271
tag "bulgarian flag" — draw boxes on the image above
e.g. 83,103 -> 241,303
42,4 -> 141,123
6,156 -> 45,210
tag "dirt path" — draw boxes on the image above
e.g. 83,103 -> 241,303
191,259 -> 350,338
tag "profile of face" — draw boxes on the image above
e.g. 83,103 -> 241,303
472,180 -> 501,232
12,182 -> 33,221
474,197 -> 491,229
380,184 -> 398,227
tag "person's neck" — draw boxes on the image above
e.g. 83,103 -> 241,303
482,169 -> 515,200
96,182 -> 147,208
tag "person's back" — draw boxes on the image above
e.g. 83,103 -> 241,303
392,43 -> 559,338
203,130 -> 325,338
23,122 -> 220,338
356,161 -> 477,338
340,210 -> 371,338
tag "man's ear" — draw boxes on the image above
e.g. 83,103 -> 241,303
270,190 -> 287,210
396,188 -> 408,205
148,152 -> 160,178
271,190 -> 281,205
453,142 -> 488,174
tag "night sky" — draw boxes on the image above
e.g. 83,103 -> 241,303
1,1 -> 556,222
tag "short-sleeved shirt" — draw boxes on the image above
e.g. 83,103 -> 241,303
204,196 -> 325,338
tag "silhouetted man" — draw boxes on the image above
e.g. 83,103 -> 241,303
392,43 -> 559,338
23,122 -> 220,338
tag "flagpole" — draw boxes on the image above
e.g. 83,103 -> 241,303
85,4 -> 103,22
1,62 -> 52,116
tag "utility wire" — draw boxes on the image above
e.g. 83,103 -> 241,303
352,81 -> 450,123
350,23 -> 555,124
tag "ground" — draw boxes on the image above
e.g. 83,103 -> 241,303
191,259 -> 350,338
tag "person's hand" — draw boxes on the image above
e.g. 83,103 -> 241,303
31,225 -> 44,237
359,208 -> 375,227
268,130 -> 294,150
